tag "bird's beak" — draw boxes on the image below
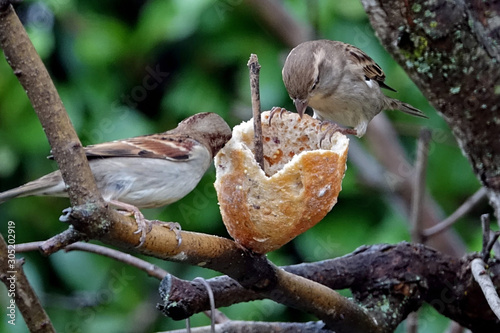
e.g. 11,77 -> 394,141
293,99 -> 308,118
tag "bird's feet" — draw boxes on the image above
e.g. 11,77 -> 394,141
162,222 -> 182,247
140,220 -> 183,247
109,200 -> 153,248
268,107 -> 288,126
60,202 -> 182,248
318,121 -> 357,145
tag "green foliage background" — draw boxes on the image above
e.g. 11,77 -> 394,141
0,1 -> 488,332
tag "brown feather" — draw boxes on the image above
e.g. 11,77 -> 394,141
346,44 -> 397,92
83,135 -> 196,160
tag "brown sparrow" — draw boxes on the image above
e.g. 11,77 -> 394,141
281,39 -> 427,137
0,112 -> 232,246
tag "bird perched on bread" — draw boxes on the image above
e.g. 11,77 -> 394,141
0,112 -> 232,246
280,39 -> 427,137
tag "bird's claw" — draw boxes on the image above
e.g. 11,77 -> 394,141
163,222 -> 182,247
268,107 -> 288,126
111,200 -> 182,248
128,210 -> 152,248
134,219 -> 182,248
319,121 -> 357,146
109,200 -> 152,248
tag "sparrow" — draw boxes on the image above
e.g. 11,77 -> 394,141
280,39 -> 427,137
0,112 -> 232,246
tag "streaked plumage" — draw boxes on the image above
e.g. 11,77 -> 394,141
0,112 -> 232,245
281,40 -> 427,137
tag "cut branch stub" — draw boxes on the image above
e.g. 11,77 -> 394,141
214,110 -> 349,253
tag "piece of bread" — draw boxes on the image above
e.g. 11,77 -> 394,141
214,110 -> 349,253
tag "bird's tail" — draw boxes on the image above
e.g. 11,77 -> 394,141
0,172 -> 66,204
387,98 -> 428,119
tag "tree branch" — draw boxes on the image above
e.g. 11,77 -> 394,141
0,233 -> 55,333
471,258 -> 500,320
160,242 -> 500,331
248,54 -> 264,170
0,2 -> 115,240
410,128 -> 432,243
162,320 -> 330,333
423,187 -> 487,238
16,241 -> 169,280
157,240 -> 380,333
365,115 -> 466,256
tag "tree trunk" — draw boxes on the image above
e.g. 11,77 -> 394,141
360,0 -> 500,220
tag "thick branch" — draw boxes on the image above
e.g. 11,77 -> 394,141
162,242 -> 500,332
24,213 -> 372,332
0,3 -> 114,238
154,235 -> 379,332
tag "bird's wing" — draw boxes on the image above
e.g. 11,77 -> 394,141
345,44 -> 397,92
48,134 -> 198,161
83,134 -> 196,160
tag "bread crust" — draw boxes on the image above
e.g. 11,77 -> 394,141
215,110 -> 349,253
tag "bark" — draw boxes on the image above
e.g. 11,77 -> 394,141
160,242 -> 500,332
0,235 -> 56,333
0,3 -> 114,239
360,0 -> 500,219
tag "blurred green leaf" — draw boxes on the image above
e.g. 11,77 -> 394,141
74,15 -> 129,66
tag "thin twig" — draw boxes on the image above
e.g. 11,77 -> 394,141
207,309 -> 229,324
481,214 -> 500,262
39,226 -> 86,255
162,320 -> 330,333
479,214 -> 500,262
407,129 -> 432,333
195,278 -> 215,333
482,214 -> 492,261
0,234 -> 56,332
423,187 -> 487,238
16,241 -> 229,322
471,258 -> 500,320
486,232 -> 500,258
366,115 -> 466,256
16,241 -> 168,280
247,54 -> 265,170
491,230 -> 500,259
410,128 -> 432,244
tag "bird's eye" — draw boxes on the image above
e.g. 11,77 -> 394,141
311,75 -> 320,91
